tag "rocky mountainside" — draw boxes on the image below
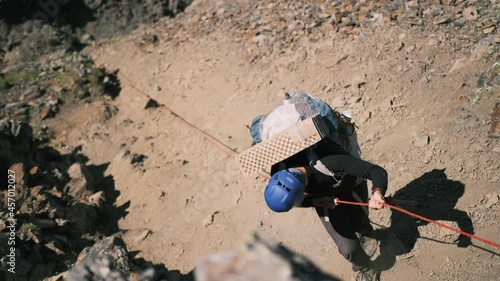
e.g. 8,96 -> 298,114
0,0 -> 193,65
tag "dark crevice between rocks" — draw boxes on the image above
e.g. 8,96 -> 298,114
0,118 -> 193,281
0,119 -> 126,281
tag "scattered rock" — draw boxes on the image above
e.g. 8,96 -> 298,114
203,211 -> 219,227
131,154 -> 148,167
351,75 -> 367,88
67,255 -> 129,281
88,191 -> 106,208
463,7 -> 479,21
489,102 -> 500,138
66,163 -> 94,199
134,229 -> 152,244
195,233 -> 340,281
484,192 -> 499,209
9,162 -> 26,185
449,58 -> 467,73
415,135 -> 430,147
144,98 -> 160,109
438,221 -> 461,243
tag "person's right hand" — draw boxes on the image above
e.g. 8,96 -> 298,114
369,190 -> 385,209
312,197 -> 338,209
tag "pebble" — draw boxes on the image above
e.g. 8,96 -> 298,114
203,211 -> 219,227
135,229 -> 153,244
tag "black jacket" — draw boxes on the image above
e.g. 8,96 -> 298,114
270,138 -> 388,206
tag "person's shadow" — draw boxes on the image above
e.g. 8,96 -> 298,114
373,169 -> 474,271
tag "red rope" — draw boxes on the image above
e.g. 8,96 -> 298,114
92,57 -> 499,250
92,57 -> 272,182
94,59 -> 237,158
336,199 -> 500,249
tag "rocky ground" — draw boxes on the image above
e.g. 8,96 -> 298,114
1,0 -> 499,281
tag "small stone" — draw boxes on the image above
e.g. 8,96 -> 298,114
203,211 -> 219,227
319,13 -> 330,19
449,58 -> 467,73
415,135 -> 430,147
88,191 -> 106,208
45,241 -> 65,255
21,86 -> 41,100
427,39 -> 439,46
81,33 -> 94,44
485,192 -> 499,209
9,163 -> 26,185
433,17 -> 450,25
203,214 -> 214,227
144,98 -> 160,109
216,8 -> 225,16
454,16 -> 466,27
131,154 -> 148,167
52,85 -> 63,93
40,107 -> 52,120
483,26 -> 496,35
134,229 -> 152,244
439,221 -> 461,242
395,41 -> 404,51
66,163 -> 93,199
463,7 -> 478,21
29,166 -> 39,176
351,75 -> 366,88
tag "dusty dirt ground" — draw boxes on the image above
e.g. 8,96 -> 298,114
42,0 -> 499,280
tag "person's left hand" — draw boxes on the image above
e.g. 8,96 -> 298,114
369,190 -> 385,209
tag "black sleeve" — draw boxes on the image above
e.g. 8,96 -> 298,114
311,155 -> 388,194
300,196 -> 314,207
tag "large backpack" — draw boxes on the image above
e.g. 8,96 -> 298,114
249,89 -> 360,184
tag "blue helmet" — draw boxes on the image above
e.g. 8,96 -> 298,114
264,169 -> 305,212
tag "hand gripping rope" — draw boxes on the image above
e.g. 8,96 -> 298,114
92,56 -> 500,251
335,199 -> 500,249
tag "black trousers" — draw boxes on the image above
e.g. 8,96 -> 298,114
315,180 -> 372,271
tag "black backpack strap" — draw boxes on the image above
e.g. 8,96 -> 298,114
305,147 -> 344,188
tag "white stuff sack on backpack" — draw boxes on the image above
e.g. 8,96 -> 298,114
250,89 -> 340,144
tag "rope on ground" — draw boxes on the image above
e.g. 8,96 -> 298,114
92,56 -> 271,180
92,57 -> 499,250
335,199 -> 500,250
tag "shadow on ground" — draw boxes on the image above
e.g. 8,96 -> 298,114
373,169 -> 474,272
0,121 -> 130,280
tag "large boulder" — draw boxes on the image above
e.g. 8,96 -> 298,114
195,233 -> 341,281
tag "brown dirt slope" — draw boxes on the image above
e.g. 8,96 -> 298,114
45,0 -> 499,280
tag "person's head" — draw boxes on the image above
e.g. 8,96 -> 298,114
264,168 -> 305,212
